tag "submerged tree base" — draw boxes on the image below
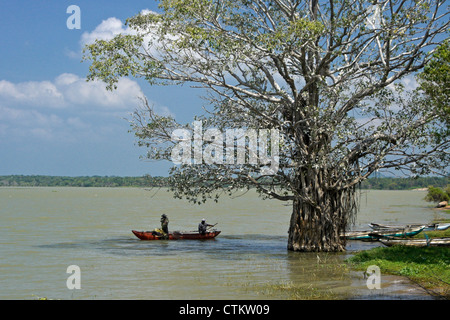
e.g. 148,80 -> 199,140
288,243 -> 346,252
287,186 -> 355,252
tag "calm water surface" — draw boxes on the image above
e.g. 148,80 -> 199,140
0,187 -> 445,300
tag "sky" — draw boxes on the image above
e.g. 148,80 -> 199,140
0,0 -> 206,177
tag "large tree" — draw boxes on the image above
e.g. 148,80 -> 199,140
84,0 -> 449,251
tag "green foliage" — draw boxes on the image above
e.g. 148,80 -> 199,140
83,34 -> 145,90
425,185 -> 450,203
349,246 -> 449,266
417,40 -> 450,120
416,39 -> 450,143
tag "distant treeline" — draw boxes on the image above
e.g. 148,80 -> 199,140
0,175 -> 169,188
360,176 -> 448,190
0,175 -> 447,190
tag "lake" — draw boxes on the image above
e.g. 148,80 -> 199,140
0,187 -> 445,300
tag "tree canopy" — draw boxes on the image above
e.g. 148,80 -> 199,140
417,39 -> 449,143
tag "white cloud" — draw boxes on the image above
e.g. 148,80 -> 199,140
0,73 -> 174,143
400,75 -> 419,91
80,9 -> 166,62
80,17 -> 132,46
64,47 -> 81,60
54,73 -> 79,86
386,74 -> 419,92
0,74 -> 135,143
0,73 -> 144,111
0,102 -> 126,143
67,116 -> 90,129
0,104 -> 65,141
0,105 -> 62,127
80,10 -> 158,46
0,79 -> 65,108
55,73 -> 144,110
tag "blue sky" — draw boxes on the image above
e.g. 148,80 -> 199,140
0,0 -> 206,177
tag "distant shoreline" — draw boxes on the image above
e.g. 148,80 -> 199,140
0,175 -> 447,190
0,174 -> 169,188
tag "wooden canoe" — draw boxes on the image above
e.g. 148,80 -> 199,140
380,237 -> 450,247
424,223 -> 450,231
132,230 -> 221,240
369,222 -> 450,231
343,225 -> 425,241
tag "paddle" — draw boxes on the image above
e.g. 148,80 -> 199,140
206,223 -> 218,230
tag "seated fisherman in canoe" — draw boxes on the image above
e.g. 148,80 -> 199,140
198,218 -> 215,235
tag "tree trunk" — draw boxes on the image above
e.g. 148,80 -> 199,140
287,171 -> 356,252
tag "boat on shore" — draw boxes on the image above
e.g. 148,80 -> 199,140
343,225 -> 425,241
380,237 -> 450,247
132,230 -> 221,240
369,222 -> 450,232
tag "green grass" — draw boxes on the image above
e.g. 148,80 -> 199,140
347,246 -> 450,299
348,218 -> 450,299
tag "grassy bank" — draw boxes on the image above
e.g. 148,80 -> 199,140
347,223 -> 450,299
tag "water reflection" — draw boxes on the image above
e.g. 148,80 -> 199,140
32,234 -> 368,299
32,232 -> 434,299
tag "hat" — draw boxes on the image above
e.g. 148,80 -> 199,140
202,218 -> 206,222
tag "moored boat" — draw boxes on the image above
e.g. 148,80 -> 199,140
132,230 -> 221,240
380,237 -> 450,247
369,222 -> 450,231
343,225 -> 425,241
425,223 -> 450,231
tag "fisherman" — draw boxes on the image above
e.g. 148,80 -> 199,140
152,214 -> 169,239
160,214 -> 169,234
160,214 -> 169,239
198,218 -> 214,235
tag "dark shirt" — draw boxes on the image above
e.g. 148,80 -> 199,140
198,222 -> 213,234
161,217 -> 169,234
198,222 -> 207,234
